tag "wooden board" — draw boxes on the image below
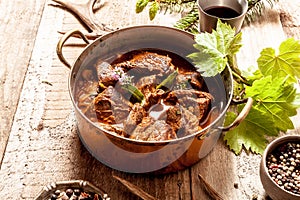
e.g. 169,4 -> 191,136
0,0 -> 299,199
0,0 -> 47,164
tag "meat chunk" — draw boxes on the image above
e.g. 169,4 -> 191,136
94,60 -> 118,89
175,71 -> 205,90
113,51 -> 175,77
129,117 -> 177,141
189,72 -> 205,90
166,104 -> 182,132
123,103 -> 147,134
164,89 -> 213,122
143,89 -> 166,111
93,86 -> 132,124
178,106 -> 202,137
165,104 -> 201,137
135,75 -> 159,95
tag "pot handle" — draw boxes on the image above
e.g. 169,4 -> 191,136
56,29 -> 90,69
219,97 -> 253,132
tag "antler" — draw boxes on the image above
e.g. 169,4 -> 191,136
51,0 -> 114,39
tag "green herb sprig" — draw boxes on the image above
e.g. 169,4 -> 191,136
188,20 -> 300,155
156,70 -> 178,90
135,0 -> 279,33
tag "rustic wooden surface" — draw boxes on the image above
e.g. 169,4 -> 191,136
0,0 -> 299,199
0,0 -> 47,166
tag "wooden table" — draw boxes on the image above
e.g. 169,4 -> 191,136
0,0 -> 299,199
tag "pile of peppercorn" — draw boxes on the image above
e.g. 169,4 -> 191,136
48,188 -> 110,200
266,142 -> 300,195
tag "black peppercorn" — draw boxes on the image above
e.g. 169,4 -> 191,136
74,189 -> 81,196
50,194 -> 58,200
48,187 -> 107,200
267,142 -> 300,195
66,188 -> 74,197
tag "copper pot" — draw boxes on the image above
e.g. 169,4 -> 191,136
57,26 -> 252,173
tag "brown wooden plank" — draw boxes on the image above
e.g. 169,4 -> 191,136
50,1 -> 191,200
0,0 -> 299,199
278,0 -> 300,39
0,1 -> 188,199
0,0 -> 47,164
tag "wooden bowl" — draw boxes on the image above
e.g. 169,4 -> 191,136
34,180 -> 110,200
260,135 -> 300,200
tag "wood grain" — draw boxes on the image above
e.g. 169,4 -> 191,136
0,0 -> 299,199
0,0 -> 47,164
278,0 -> 300,39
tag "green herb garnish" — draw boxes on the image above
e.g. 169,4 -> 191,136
135,0 -> 279,30
188,20 -> 300,155
149,1 -> 159,20
156,70 -> 178,90
136,0 -> 149,13
121,84 -> 145,103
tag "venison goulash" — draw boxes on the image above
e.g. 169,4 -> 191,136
75,50 -> 214,141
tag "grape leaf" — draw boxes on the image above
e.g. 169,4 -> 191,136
293,92 -> 300,108
245,76 -> 297,131
225,76 -> 298,154
224,105 -> 278,155
241,68 -> 262,85
187,47 -> 227,77
186,20 -> 300,155
187,20 -> 243,77
257,38 -> 300,83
